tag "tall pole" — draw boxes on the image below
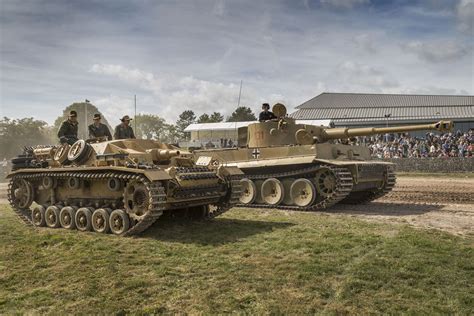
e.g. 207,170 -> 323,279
84,102 -> 87,139
237,80 -> 242,107
134,94 -> 137,133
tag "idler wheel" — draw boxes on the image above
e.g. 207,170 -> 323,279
239,178 -> 257,205
107,178 -> 122,191
11,178 -> 34,209
31,205 -> 46,227
314,168 -> 337,198
42,176 -> 57,189
281,178 -> 294,205
92,208 -> 111,233
290,178 -> 316,207
261,178 -> 284,205
67,177 -> 81,189
123,180 -> 151,221
254,180 -> 265,204
45,205 -> 61,228
75,207 -> 93,232
67,140 -> 91,164
60,206 -> 77,229
109,209 -> 130,235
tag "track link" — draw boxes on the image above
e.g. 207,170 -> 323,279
341,168 -> 396,204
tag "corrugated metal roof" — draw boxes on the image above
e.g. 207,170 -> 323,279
296,93 -> 474,109
290,106 -> 474,121
184,119 -> 332,132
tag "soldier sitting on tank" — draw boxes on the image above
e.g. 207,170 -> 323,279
258,103 -> 277,122
57,110 -> 79,145
114,115 -> 136,140
88,113 -> 112,141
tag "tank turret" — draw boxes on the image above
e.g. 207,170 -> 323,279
241,103 -> 453,148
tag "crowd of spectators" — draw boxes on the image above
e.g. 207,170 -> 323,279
354,129 -> 474,158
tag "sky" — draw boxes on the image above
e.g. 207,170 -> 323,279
0,0 -> 473,125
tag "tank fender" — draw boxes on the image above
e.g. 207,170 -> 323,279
217,166 -> 244,178
136,170 -> 172,182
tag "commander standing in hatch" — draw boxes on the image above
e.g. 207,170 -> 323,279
258,103 -> 277,122
57,110 -> 79,145
114,115 -> 136,140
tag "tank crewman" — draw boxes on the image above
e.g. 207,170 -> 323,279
114,115 -> 136,140
88,113 -> 112,140
57,110 -> 79,145
258,103 -> 277,122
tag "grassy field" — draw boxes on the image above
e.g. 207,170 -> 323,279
0,205 -> 473,314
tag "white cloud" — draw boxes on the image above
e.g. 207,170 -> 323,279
335,61 -> 399,90
353,33 -> 377,53
457,0 -> 474,33
401,40 -> 469,63
320,0 -> 370,9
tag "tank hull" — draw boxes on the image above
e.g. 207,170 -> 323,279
194,144 -> 395,210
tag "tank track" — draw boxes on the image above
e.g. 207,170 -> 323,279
207,177 -> 243,219
7,168 -> 237,236
237,165 -> 353,211
340,168 -> 396,204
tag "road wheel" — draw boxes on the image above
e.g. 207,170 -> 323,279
314,168 -> 337,198
75,207 -> 93,232
109,209 -> 130,235
290,178 -> 316,207
60,206 -> 77,229
239,178 -> 257,204
45,205 -> 61,228
254,180 -> 264,204
92,208 -> 111,233
261,178 -> 284,205
282,178 -> 294,205
31,205 -> 46,227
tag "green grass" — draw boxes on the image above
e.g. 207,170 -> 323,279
0,205 -> 473,314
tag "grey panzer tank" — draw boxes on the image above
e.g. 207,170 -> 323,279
193,103 -> 453,211
7,139 -> 243,236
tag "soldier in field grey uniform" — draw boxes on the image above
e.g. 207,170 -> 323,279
114,115 -> 136,140
88,113 -> 112,140
57,110 -> 79,145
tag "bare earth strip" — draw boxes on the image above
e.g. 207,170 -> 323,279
330,176 -> 474,236
1,176 -> 473,235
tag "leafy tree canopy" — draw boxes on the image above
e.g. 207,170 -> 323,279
226,107 -> 257,122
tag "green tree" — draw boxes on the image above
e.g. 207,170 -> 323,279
176,110 -> 196,139
0,117 -> 52,159
209,112 -> 224,122
197,113 -> 210,123
226,106 -> 257,122
134,114 -> 169,141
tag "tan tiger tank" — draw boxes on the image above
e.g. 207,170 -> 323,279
194,103 -> 453,211
7,138 -> 243,236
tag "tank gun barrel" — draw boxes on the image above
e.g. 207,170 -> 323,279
320,120 -> 453,141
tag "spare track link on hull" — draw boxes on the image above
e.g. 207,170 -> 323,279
207,176 -> 243,219
237,165 -> 353,211
341,168 -> 396,204
7,171 -> 167,236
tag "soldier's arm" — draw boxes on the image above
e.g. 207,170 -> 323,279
105,126 -> 112,140
57,122 -> 66,138
113,126 -> 120,140
88,125 -> 95,139
130,127 -> 136,139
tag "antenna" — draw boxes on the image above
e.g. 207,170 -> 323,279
237,80 -> 242,107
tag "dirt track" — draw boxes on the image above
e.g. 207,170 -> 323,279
330,176 -> 474,236
1,176 -> 473,236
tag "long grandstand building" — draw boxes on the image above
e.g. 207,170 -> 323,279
290,93 -> 474,136
183,92 -> 474,146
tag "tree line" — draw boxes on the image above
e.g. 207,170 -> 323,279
0,105 -> 258,159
